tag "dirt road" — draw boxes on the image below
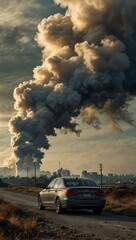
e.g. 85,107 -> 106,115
0,189 -> 135,240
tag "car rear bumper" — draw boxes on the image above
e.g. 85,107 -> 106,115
61,198 -> 106,210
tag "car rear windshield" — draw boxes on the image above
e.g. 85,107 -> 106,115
64,179 -> 97,187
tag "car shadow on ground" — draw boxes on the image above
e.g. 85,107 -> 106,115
44,208 -> 136,223
64,209 -> 136,222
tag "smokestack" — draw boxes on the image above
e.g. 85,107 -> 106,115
9,0 -> 136,174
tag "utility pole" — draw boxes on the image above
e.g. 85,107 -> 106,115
33,159 -> 37,185
100,163 -> 103,189
26,167 -> 29,185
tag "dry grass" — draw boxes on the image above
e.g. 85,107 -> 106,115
6,186 -> 41,196
104,184 -> 136,216
0,197 -> 38,240
105,195 -> 136,216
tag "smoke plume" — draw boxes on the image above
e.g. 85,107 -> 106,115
9,0 -> 136,174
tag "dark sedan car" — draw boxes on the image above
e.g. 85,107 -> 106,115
38,177 -> 106,214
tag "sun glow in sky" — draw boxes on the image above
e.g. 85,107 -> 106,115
0,0 -> 136,175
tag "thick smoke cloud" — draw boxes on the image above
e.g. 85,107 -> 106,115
9,0 -> 136,174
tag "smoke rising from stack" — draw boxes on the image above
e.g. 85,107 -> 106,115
9,0 -> 136,174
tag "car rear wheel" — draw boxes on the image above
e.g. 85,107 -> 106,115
93,207 -> 103,215
55,198 -> 63,214
38,196 -> 45,210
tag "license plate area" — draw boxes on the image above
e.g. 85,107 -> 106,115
82,193 -> 92,198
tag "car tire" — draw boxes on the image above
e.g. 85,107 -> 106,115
55,198 -> 63,214
93,207 -> 103,215
38,196 -> 45,210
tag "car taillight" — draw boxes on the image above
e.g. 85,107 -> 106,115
65,190 -> 79,195
95,190 -> 105,196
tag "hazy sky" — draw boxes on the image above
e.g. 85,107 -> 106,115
0,0 -> 136,175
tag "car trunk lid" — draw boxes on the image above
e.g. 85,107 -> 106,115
65,187 -> 105,200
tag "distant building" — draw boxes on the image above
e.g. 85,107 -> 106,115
58,168 -> 71,177
71,174 -> 80,178
81,170 -> 100,183
90,172 -> 100,183
0,167 -> 15,177
82,170 -> 90,178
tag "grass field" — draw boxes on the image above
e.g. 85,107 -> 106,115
103,184 -> 136,217
0,198 -> 38,240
